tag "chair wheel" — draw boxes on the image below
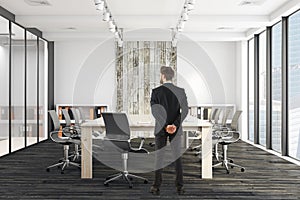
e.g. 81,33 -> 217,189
129,177 -> 133,181
226,170 -> 230,174
104,183 -> 109,187
61,171 -> 64,174
231,166 -> 234,168
46,168 -> 50,172
144,180 -> 148,184
241,168 -> 245,172
129,185 -> 133,189
229,160 -> 233,163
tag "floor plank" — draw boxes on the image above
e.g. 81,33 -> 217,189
0,139 -> 300,199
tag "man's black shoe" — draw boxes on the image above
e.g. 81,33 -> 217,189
150,186 -> 160,195
177,186 -> 185,195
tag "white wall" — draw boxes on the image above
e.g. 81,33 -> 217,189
54,39 -> 239,112
54,38 -> 115,108
236,41 -> 249,140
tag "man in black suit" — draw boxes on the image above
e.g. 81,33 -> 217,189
150,66 -> 188,195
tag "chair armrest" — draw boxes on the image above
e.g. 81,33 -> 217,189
50,131 -> 71,142
62,126 -> 80,137
137,137 -> 145,150
129,136 -> 146,150
215,130 -> 240,142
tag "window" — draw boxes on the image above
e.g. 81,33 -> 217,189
248,38 -> 255,142
271,22 -> 282,153
259,31 -> 267,146
288,10 -> 300,160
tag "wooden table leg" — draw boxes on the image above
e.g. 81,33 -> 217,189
81,127 -> 93,179
201,127 -> 212,179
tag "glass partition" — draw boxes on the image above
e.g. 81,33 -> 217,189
11,23 -> 25,152
248,38 -> 255,142
271,22 -> 282,153
26,31 -> 38,146
288,10 -> 300,160
0,12 -> 48,157
259,31 -> 267,146
0,16 -> 10,156
39,38 -> 47,141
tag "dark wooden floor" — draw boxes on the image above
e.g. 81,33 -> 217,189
0,139 -> 300,200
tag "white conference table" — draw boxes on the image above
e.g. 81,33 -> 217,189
80,115 -> 212,179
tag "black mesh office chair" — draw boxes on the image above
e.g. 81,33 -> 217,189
62,109 -> 81,161
102,112 -> 149,188
47,110 -> 81,174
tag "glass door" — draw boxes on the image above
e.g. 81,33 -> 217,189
11,23 -> 25,152
26,31 -> 38,146
0,16 -> 10,156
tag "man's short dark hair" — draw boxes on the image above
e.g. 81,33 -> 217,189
160,66 -> 174,81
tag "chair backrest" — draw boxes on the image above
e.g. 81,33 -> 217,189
230,110 -> 242,131
102,112 -> 130,140
102,112 -> 131,151
221,108 -> 232,126
214,109 -> 222,124
71,108 -> 80,125
49,110 -> 60,131
209,108 -> 218,122
77,107 -> 85,120
62,109 -> 72,127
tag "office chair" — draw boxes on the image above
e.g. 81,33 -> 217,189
191,108 -> 220,152
46,110 -> 81,174
62,109 -> 81,161
213,108 -> 232,130
102,112 -> 149,188
228,110 -> 243,131
212,110 -> 245,174
194,108 -> 222,158
71,108 -> 82,126
211,108 -> 232,161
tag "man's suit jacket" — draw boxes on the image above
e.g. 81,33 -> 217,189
150,83 -> 188,136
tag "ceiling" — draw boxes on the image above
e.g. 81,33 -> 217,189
0,0 -> 300,41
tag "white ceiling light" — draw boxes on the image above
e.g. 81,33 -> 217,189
110,27 -> 116,33
187,0 -> 196,5
103,10 -> 110,22
172,0 -> 195,46
94,0 -> 124,48
182,12 -> 189,21
108,20 -> 115,29
24,0 -> 51,6
96,3 -> 104,11
94,0 -> 104,11
177,21 -> 185,32
114,31 -> 119,39
171,29 -> 178,47
217,27 -> 234,30
185,3 -> 194,11
238,0 -> 267,6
